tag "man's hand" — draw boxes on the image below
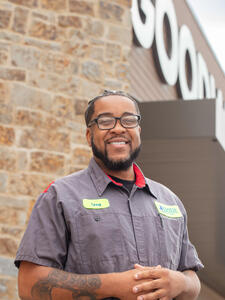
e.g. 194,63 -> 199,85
132,265 -> 200,300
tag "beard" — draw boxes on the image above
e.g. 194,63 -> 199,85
91,136 -> 141,171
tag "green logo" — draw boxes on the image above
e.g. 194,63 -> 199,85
155,200 -> 182,218
83,198 -> 110,209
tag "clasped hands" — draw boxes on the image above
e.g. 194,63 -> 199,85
131,263 -> 186,300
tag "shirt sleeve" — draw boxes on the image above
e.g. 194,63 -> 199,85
15,185 -> 69,269
178,205 -> 204,272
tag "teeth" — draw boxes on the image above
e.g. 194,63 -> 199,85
110,142 -> 126,145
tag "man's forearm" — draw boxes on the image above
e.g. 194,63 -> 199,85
175,270 -> 201,300
31,268 -> 102,300
18,261 -> 139,300
19,262 -> 118,300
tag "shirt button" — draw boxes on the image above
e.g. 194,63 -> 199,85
94,216 -> 101,222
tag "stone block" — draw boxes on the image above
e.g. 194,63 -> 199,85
98,1 -> 124,23
0,206 -> 26,227
89,46 -> 104,61
82,61 -> 102,83
32,11 -> 56,23
69,0 -> 94,16
104,79 -> 122,90
0,275 -> 18,300
30,151 -> 65,175
62,29 -> 89,57
0,42 -> 9,65
15,109 -> 42,127
115,62 -> 129,81
16,151 -> 28,171
107,25 -> 132,45
0,126 -> 15,146
0,10 -> 11,29
105,43 -> 121,60
11,83 -> 53,111
71,131 -> 87,145
0,104 -> 13,124
44,116 -> 64,130
73,147 -> 91,165
29,20 -> 58,40
103,61 -> 115,77
58,15 -> 82,28
28,71 -> 79,97
0,82 -> 9,103
19,128 -> 70,153
11,45 -> 41,70
0,256 -> 18,277
12,6 -> 29,34
113,0 -> 131,8
0,237 -> 18,257
0,172 -> 8,193
52,95 -> 75,119
75,99 -> 88,115
0,148 -> 16,171
0,67 -> 26,81
122,46 -> 131,62
85,20 -> 104,37
80,78 -> 101,99
8,173 -> 54,197
0,31 -> 22,44
0,225 -> 24,239
8,0 -> 38,8
40,0 -> 67,11
40,52 -> 78,75
24,37 -> 61,52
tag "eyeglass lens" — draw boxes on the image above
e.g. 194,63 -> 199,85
97,115 -> 139,129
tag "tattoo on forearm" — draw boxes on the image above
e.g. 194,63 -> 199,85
31,269 -> 101,300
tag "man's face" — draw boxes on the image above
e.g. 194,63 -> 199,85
86,95 -> 141,171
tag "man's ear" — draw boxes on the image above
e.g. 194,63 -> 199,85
86,128 -> 91,147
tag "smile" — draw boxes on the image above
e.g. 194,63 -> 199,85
109,141 -> 127,145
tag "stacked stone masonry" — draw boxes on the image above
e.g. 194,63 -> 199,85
0,0 -> 132,298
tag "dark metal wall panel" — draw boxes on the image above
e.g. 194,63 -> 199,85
137,100 -> 225,297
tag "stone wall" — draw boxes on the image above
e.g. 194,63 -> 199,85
0,1 -> 132,298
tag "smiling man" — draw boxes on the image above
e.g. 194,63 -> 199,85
15,90 -> 203,300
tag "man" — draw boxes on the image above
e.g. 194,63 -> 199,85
15,90 -> 203,300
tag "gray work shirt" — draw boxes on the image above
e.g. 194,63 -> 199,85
15,158 -> 203,297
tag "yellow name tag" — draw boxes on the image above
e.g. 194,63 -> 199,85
155,200 -> 182,218
83,199 -> 110,209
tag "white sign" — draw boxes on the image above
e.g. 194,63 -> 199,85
131,0 -> 223,103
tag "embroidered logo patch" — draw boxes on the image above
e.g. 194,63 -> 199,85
83,199 -> 110,209
155,200 -> 182,218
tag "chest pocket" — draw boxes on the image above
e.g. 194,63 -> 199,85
157,215 -> 184,270
76,212 -> 123,266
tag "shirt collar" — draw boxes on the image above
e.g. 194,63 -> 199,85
88,158 -> 157,198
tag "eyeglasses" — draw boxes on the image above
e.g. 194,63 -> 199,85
88,114 -> 141,130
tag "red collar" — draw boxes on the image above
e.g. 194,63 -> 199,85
133,164 -> 146,188
107,164 -> 146,188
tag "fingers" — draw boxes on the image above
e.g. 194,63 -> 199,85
134,268 -> 162,280
133,279 -> 161,294
135,287 -> 165,300
134,264 -> 147,270
134,264 -> 162,272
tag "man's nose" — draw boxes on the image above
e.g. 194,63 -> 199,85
110,119 -> 126,132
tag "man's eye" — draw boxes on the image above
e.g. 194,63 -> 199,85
98,118 -> 114,125
122,116 -> 137,124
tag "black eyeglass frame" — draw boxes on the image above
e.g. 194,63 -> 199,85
88,114 -> 141,130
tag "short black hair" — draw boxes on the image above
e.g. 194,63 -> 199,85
84,90 -> 140,127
